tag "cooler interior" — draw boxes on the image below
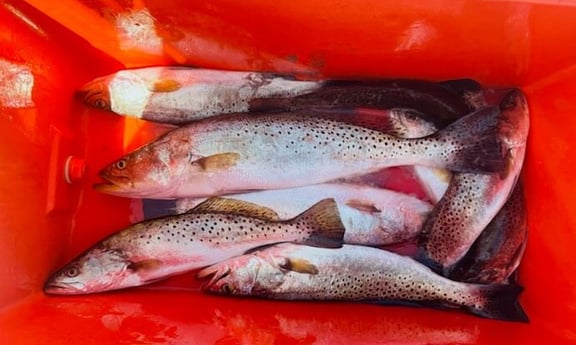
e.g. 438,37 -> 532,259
1,0 -> 575,344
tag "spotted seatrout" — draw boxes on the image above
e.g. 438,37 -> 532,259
199,243 -> 528,322
175,183 -> 433,246
415,89 -> 529,274
78,67 -> 324,124
44,198 -> 344,295
95,108 -> 507,199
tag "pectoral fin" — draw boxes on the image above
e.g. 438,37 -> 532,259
432,168 -> 452,183
346,199 -> 381,213
280,258 -> 319,275
127,259 -> 163,272
194,153 -> 240,171
149,79 -> 182,92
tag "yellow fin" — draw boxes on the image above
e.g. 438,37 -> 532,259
195,153 -> 240,171
293,198 -> 345,248
345,199 -> 380,213
432,168 -> 452,183
128,259 -> 163,272
150,79 -> 181,92
190,197 -> 280,221
280,258 -> 319,275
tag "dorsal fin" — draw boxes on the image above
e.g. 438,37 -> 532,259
291,198 -> 345,248
188,197 -> 280,221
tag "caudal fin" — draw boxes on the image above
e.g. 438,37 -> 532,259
292,198 -> 345,248
471,284 -> 529,322
432,106 -> 506,173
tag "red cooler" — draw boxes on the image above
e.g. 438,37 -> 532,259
0,1 -> 574,344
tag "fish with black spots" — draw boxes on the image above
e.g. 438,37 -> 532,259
199,243 -> 528,322
174,182 -> 433,246
95,108 -> 507,199
44,198 -> 344,295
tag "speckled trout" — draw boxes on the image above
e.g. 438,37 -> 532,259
78,66 -> 324,125
44,198 -> 344,295
199,243 -> 528,322
95,108 -> 507,199
174,183 -> 433,246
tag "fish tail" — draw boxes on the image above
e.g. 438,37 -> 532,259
432,107 -> 506,173
470,284 -> 529,322
292,198 -> 345,248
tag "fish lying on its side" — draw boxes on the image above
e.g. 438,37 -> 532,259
199,243 -> 528,322
449,182 -> 528,284
77,67 -> 324,125
175,183 -> 433,246
249,79 -> 479,128
416,89 -> 529,274
94,107 -> 507,199
44,198 -> 344,295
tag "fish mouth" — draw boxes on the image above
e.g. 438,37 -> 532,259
43,283 -> 81,295
93,182 -> 134,196
94,174 -> 134,195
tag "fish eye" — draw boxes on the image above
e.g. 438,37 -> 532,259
94,98 -> 109,110
221,284 -> 233,294
65,267 -> 80,278
115,159 -> 127,170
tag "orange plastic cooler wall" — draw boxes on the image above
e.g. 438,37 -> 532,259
0,0 -> 575,344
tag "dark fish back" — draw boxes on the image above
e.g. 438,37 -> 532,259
249,79 -> 475,128
449,182 -> 528,284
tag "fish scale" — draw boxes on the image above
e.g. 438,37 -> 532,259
96,109 -> 506,199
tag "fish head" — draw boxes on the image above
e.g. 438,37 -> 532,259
44,246 -> 142,295
198,255 -> 285,296
78,68 -> 167,117
387,108 -> 439,139
94,133 -> 194,198
78,76 -> 112,111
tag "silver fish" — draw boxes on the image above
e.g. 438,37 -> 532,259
78,66 -> 323,124
44,198 -> 344,295
95,108 -> 507,199
199,243 -> 528,322
175,183 -> 433,246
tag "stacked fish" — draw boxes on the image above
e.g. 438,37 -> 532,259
44,67 -> 529,322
